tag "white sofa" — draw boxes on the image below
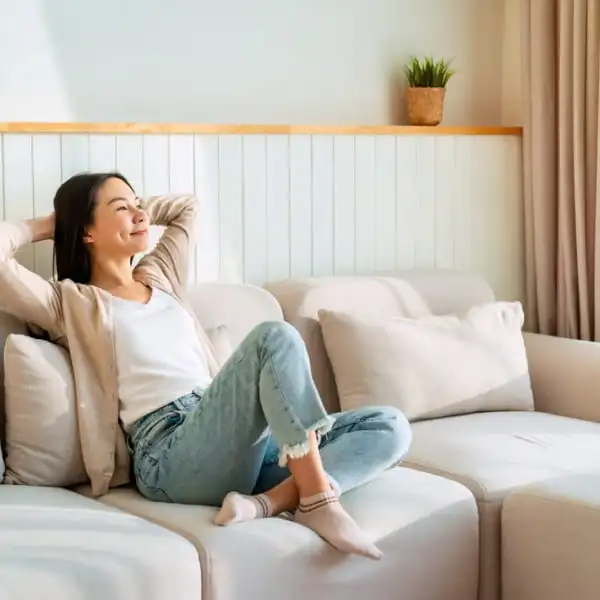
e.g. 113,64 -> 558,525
0,280 -> 479,600
264,270 -> 600,600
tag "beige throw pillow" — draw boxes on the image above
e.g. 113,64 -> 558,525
2,325 -> 234,487
319,302 -> 535,422
3,335 -> 87,486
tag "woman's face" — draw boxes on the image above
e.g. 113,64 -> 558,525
84,177 -> 149,260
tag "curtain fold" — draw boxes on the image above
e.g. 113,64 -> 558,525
522,0 -> 600,340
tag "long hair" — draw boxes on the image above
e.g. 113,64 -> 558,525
53,171 -> 134,284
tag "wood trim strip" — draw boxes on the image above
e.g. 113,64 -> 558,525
0,123 -> 523,136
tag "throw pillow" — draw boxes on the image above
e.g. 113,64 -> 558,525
319,301 -> 534,422
3,334 -> 87,486
2,325 -> 234,487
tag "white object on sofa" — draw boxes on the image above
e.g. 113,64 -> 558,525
502,474 -> 600,600
0,486 -> 201,600
265,271 -> 600,600
318,301 -> 534,421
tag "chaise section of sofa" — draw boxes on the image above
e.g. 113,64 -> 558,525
265,270 -> 600,600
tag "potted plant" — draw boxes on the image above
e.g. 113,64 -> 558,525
403,56 -> 456,126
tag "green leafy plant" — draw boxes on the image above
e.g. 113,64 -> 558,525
404,56 -> 456,88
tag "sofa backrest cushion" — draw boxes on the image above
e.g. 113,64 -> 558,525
265,270 -> 496,413
186,282 -> 283,346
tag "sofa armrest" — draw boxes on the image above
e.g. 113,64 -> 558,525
523,332 -> 600,423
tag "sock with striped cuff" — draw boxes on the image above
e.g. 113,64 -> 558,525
213,492 -> 272,526
294,489 -> 383,560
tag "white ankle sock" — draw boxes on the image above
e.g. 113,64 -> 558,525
213,492 -> 272,526
294,490 -> 383,560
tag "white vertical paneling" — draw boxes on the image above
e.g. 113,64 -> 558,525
142,135 -> 169,250
242,136 -> 268,285
169,135 -> 194,192
453,136 -> 473,275
193,135 -> 220,282
374,136 -> 396,271
115,135 -> 144,193
168,135 -> 195,282
311,136 -> 334,276
395,137 -> 417,269
0,131 -> 525,302
61,134 -> 89,178
266,135 -> 290,281
3,135 -> 35,270
414,137 -> 436,268
354,136 -> 376,272
475,135 -> 524,302
218,135 -> 243,282
32,135 -> 61,280
333,137 -> 355,275
142,135 -> 169,195
433,137 -> 456,269
89,135 -> 116,171
466,136 -> 492,283
289,135 -> 312,278
471,137 -> 499,291
504,136 -> 525,301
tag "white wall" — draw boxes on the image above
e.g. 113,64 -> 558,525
0,0 -> 514,125
0,132 -> 525,302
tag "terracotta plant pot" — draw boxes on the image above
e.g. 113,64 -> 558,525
404,87 -> 446,126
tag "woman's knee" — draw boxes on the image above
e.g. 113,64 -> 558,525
357,405 -> 412,464
249,320 -> 304,353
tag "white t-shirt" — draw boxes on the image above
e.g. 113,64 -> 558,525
113,288 -> 212,428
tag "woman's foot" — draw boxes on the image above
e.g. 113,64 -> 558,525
295,490 -> 383,560
214,492 -> 272,526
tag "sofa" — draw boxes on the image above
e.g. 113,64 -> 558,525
0,278 -> 479,600
265,270 -> 600,600
2,270 -> 600,600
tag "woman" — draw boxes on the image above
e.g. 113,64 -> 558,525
0,172 -> 412,560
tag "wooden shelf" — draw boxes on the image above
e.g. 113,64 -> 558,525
0,123 -> 523,135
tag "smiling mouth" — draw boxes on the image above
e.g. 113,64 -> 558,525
131,230 -> 148,236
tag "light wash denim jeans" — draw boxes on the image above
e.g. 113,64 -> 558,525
127,321 -> 412,506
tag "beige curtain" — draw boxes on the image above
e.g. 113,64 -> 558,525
522,0 -> 600,339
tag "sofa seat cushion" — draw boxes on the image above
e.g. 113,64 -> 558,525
502,474 -> 600,600
407,411 -> 600,501
405,411 -> 600,600
0,486 -> 200,600
78,468 -> 479,600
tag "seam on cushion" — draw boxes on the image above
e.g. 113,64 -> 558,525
403,460 -> 489,499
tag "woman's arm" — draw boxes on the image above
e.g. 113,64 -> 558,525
27,213 -> 55,244
0,215 -> 63,335
135,194 -> 198,289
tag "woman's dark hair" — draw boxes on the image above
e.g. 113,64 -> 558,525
53,171 -> 134,284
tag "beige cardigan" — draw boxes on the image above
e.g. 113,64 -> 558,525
0,194 -> 220,497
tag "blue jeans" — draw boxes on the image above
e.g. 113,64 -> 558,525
127,321 -> 412,505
